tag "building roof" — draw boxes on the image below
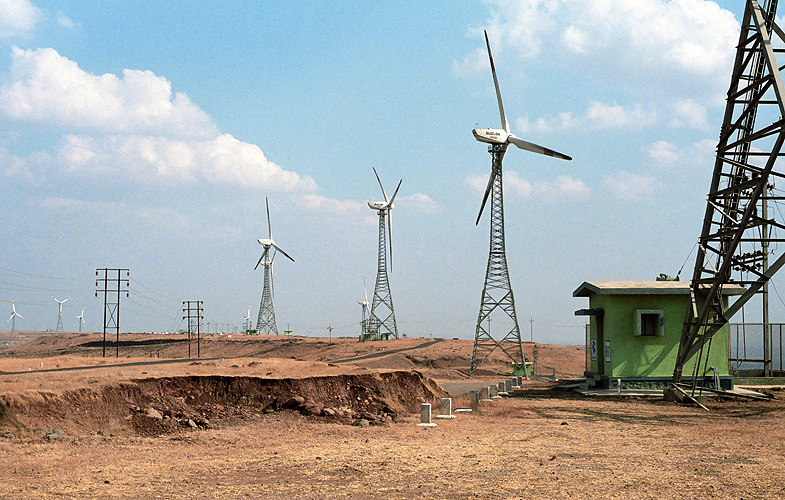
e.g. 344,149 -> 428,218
573,281 -> 746,297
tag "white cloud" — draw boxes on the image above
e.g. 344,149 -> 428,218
56,133 -> 318,192
57,13 -> 78,29
398,193 -> 440,213
0,0 -> 41,38
299,194 -> 365,215
466,170 -> 589,202
603,170 -> 656,200
562,25 -> 588,54
668,98 -> 710,129
0,47 -> 325,194
517,101 -> 657,133
38,196 -> 244,242
463,0 -> 738,101
0,47 -> 217,139
646,138 -> 715,168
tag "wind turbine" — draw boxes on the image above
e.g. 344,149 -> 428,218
358,279 -> 370,340
254,197 -> 294,335
76,307 -> 86,332
52,296 -> 70,332
243,306 -> 251,333
367,167 -> 402,341
469,30 -> 572,377
7,301 -> 24,344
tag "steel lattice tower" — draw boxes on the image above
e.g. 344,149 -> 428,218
256,258 -> 279,335
470,144 -> 525,376
674,0 -> 785,388
370,209 -> 398,340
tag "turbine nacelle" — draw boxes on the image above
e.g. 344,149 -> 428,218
257,238 -> 274,247
472,127 -> 509,145
367,201 -> 394,211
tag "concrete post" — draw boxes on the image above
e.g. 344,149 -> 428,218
489,385 -> 498,398
516,376 -> 523,386
504,379 -> 512,392
435,397 -> 456,419
480,386 -> 491,401
616,378 -> 622,395
417,403 -> 437,427
470,390 -> 479,407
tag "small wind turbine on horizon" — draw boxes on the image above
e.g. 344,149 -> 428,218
76,307 -> 86,332
469,30 -> 571,377
358,279 -> 370,340
367,167 -> 402,341
254,197 -> 295,335
52,296 -> 71,332
243,306 -> 251,333
7,300 -> 25,343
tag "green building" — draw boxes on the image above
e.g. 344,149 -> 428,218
574,281 -> 744,389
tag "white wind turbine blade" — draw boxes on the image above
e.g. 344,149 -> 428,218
475,168 -> 498,225
266,197 -> 272,239
373,167 -> 388,202
386,179 -> 402,208
364,277 -> 368,305
508,135 -> 572,161
387,211 -> 394,272
254,247 -> 270,270
272,243 -> 295,263
485,30 -> 509,133
270,251 -> 276,300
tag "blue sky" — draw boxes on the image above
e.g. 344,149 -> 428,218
1,0 -> 774,344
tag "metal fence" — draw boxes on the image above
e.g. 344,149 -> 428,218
728,323 -> 785,374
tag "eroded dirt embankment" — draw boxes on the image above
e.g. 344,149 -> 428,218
0,371 -> 445,439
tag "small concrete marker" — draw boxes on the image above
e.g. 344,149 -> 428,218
479,386 -> 492,401
490,385 -> 501,399
435,397 -> 456,419
516,376 -> 523,386
498,381 -> 508,396
417,403 -> 437,427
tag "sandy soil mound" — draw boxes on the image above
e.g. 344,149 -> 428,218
0,371 -> 444,440
1,333 -> 586,380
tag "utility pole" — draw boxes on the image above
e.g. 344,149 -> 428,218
327,325 -> 333,343
95,268 -> 129,358
182,301 -> 204,358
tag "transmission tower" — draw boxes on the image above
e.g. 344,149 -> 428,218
183,300 -> 203,358
95,268 -> 129,357
470,144 -> 525,376
674,0 -> 785,389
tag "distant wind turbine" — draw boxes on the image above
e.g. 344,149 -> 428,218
52,296 -> 71,332
76,307 -> 86,332
7,300 -> 24,344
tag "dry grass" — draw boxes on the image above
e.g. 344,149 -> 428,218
2,393 -> 784,499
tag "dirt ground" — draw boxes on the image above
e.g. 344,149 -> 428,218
1,334 -> 783,499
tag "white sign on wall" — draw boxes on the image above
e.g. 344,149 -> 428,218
605,340 -> 611,363
590,338 -> 597,361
